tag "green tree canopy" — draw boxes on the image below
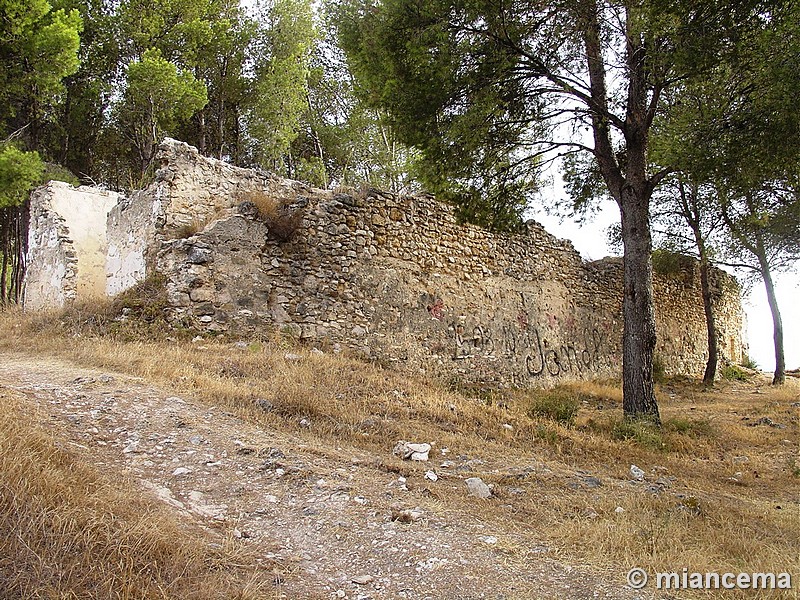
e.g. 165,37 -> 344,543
0,145 -> 44,209
283,7 -> 419,191
115,48 -> 208,176
42,0 -> 121,179
335,0 -> 544,230
650,2 -> 800,384
175,4 -> 257,161
0,0 -> 82,143
0,0 -> 80,305
245,0 -> 316,172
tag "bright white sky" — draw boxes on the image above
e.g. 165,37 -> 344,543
528,199 -> 800,373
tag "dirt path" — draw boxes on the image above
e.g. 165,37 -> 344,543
0,352 -> 651,600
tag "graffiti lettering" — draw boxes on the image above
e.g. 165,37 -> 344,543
472,325 -> 494,353
454,316 -> 607,378
427,298 -> 445,320
524,328 -> 544,376
453,323 -> 496,358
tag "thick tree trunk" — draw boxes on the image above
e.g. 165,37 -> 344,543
620,187 -> 661,422
582,0 -> 660,422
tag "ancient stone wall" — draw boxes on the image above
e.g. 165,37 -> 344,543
25,139 -> 746,386
105,139 -> 302,296
24,182 -> 120,310
143,140 -> 745,384
652,258 -> 746,375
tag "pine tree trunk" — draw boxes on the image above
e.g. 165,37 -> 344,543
697,243 -> 718,384
758,252 -> 785,385
0,203 -> 28,305
0,210 -> 9,304
218,96 -> 225,160
581,0 -> 661,422
718,193 -> 785,385
620,186 -> 661,422
198,109 -> 207,155
12,201 -> 29,303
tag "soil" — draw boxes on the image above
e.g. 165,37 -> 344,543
0,352 -> 653,600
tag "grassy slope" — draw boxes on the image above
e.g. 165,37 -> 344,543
0,301 -> 798,599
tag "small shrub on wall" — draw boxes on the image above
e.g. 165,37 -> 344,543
243,191 -> 305,242
172,216 -> 210,239
651,248 -> 693,278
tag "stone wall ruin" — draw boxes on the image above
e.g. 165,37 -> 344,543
25,181 -> 121,310
24,139 -> 747,386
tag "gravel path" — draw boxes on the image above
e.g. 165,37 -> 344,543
0,352 -> 651,600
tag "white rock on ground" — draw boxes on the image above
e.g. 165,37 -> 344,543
393,440 -> 431,461
465,477 -> 492,499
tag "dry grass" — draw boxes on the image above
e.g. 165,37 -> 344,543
242,191 -> 305,242
172,215 -> 211,240
0,389 -> 275,599
1,302 -> 798,598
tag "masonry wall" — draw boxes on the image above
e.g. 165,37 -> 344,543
25,182 -> 120,310
24,139 -> 745,386
105,139 -> 300,296
140,140 -> 745,385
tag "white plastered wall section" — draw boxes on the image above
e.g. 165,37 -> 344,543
105,182 -> 168,297
24,181 -> 120,310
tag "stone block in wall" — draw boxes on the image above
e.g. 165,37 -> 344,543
156,213 -> 271,332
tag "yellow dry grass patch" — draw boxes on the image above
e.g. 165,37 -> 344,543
243,191 -> 305,242
1,305 -> 798,599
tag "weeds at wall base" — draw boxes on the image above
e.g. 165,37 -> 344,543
526,387 -> 580,426
22,273 -> 187,343
653,354 -> 667,383
721,363 -> 752,381
609,419 -> 666,451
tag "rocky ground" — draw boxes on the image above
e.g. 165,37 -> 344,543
0,352 -> 652,600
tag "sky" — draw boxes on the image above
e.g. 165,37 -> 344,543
528,201 -> 800,373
